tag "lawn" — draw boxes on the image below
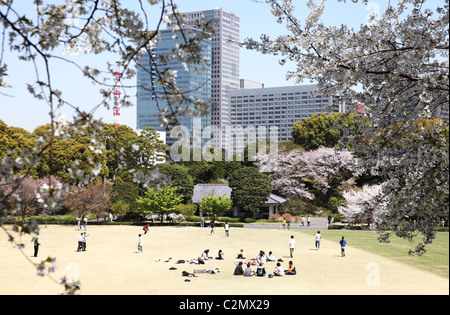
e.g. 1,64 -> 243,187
1,224 -> 448,295
299,229 -> 449,278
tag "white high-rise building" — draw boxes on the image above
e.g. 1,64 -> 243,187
167,9 -> 240,149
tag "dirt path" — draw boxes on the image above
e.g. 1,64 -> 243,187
0,225 -> 448,295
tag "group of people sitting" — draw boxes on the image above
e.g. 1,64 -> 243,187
179,248 -> 297,277
233,260 -> 296,277
199,249 -> 225,261
234,249 -> 296,277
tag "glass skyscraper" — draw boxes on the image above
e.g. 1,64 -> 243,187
167,9 -> 240,149
136,28 -> 212,148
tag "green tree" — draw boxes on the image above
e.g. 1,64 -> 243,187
33,124 -> 108,184
136,185 -> 183,224
199,194 -> 233,219
133,127 -> 169,170
100,124 -> 140,182
291,113 -> 343,151
111,200 -> 130,221
229,167 -> 272,215
110,181 -> 142,220
0,120 -> 38,177
158,164 -> 194,203
176,203 -> 197,218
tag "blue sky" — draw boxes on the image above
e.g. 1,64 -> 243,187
0,0 -> 382,132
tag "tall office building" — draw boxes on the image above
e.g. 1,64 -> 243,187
229,84 -> 349,148
136,28 -> 212,147
167,9 -> 240,149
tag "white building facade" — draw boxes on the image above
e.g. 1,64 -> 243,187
229,84 -> 349,146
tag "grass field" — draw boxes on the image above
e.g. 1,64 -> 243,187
0,224 -> 448,295
299,229 -> 449,278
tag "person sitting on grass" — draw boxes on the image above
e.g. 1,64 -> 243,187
233,261 -> 244,275
244,263 -> 255,277
267,251 -> 276,262
199,249 -> 213,261
216,249 -> 225,260
285,261 -> 296,275
236,249 -> 246,259
273,262 -> 285,276
256,263 -> 266,277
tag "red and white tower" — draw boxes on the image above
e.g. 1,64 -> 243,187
112,69 -> 122,125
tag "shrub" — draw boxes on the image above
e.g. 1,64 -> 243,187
218,216 -> 240,223
269,214 -> 281,221
187,215 -> 201,222
281,213 -> 293,222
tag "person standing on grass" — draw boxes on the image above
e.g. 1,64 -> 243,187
224,222 -> 230,237
83,215 -> 88,230
137,234 -> 143,253
33,238 -> 40,257
340,236 -> 346,257
280,218 -> 286,230
77,233 -> 84,252
76,216 -> 81,230
289,235 -> 296,258
315,231 -> 322,250
209,220 -> 215,235
82,232 -> 89,251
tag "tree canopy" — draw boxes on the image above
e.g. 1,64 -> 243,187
228,167 -> 272,215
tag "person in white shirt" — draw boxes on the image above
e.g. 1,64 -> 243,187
83,215 -> 88,230
77,233 -> 84,252
137,234 -> 143,253
315,231 -> 322,250
274,262 -> 285,276
224,222 -> 230,237
289,235 -> 296,258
